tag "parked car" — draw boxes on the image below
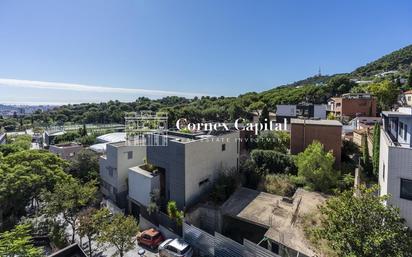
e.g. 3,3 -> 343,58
137,228 -> 165,249
159,238 -> 193,257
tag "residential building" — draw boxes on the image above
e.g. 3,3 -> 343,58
328,93 -> 377,119
128,130 -> 240,215
379,107 -> 412,228
276,103 -> 327,123
221,187 -> 326,257
404,90 -> 412,106
99,142 -> 146,209
290,119 -> 342,167
49,143 -> 83,160
0,133 -> 6,144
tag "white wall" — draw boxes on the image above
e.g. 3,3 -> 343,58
380,129 -> 412,228
184,132 -> 239,207
128,166 -> 160,206
100,143 -> 146,193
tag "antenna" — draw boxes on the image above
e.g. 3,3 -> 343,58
318,66 -> 322,77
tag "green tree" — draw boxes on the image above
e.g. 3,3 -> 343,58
78,208 -> 111,256
367,80 -> 399,111
259,105 -> 270,128
255,131 -> 290,154
0,224 -> 42,257
312,185 -> 412,257
251,149 -> 295,174
372,123 -> 380,177
295,141 -> 338,193
42,179 -> 97,243
166,201 -> 184,226
0,150 -> 69,229
361,135 -> 373,177
97,213 -> 139,257
69,149 -> 99,183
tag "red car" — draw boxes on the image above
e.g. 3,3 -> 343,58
137,228 -> 165,249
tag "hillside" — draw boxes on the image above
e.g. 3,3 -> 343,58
352,44 -> 412,77
1,43 -> 412,131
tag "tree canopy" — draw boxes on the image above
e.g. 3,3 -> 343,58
312,185 -> 412,257
295,141 -> 338,193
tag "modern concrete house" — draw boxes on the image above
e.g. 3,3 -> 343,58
276,104 -> 327,123
49,143 -> 83,160
128,131 -> 240,215
290,119 -> 342,167
99,142 -> 146,209
379,107 -> 412,228
328,93 -> 377,119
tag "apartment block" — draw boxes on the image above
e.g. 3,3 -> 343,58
290,119 -> 342,167
379,107 -> 412,228
328,93 -> 377,119
128,131 -> 240,213
99,142 -> 146,209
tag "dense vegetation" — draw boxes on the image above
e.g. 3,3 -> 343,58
1,44 -> 411,132
352,44 -> 412,77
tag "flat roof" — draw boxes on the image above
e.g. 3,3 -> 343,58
291,119 -> 342,126
221,187 -> 327,256
381,111 -> 412,117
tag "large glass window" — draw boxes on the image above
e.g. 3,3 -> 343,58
400,178 -> 412,201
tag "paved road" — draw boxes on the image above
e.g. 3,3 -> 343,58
64,222 -> 159,257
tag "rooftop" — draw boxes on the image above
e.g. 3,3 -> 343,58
291,118 -> 342,127
221,187 -> 327,256
382,107 -> 412,117
96,132 -> 126,143
47,243 -> 87,257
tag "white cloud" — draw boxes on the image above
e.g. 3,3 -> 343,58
0,78 -> 210,98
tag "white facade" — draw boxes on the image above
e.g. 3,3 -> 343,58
379,108 -> 412,228
128,166 -> 160,206
184,132 -> 240,206
99,142 -> 146,207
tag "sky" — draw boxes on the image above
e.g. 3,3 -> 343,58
0,0 -> 411,105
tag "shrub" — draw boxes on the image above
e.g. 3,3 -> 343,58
260,174 -> 296,197
210,168 -> 240,203
295,141 -> 338,193
251,149 -> 295,174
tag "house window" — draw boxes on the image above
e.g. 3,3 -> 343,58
399,122 -> 403,137
400,178 -> 412,201
382,163 -> 385,182
222,144 -> 226,151
69,152 -> 75,157
127,151 -> 133,159
408,96 -> 411,101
